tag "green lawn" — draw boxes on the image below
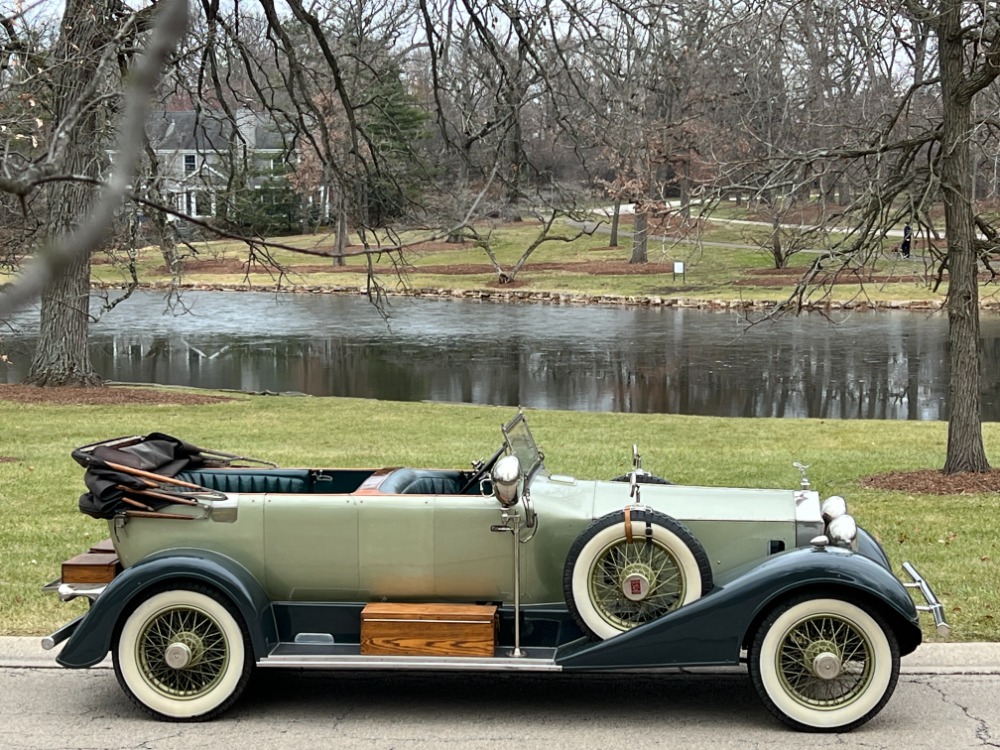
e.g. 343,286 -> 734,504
1,393 -> 995,641
81,218 -> 952,309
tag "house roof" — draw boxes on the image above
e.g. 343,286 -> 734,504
146,109 -> 290,152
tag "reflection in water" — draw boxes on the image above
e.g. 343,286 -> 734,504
3,291 -> 999,420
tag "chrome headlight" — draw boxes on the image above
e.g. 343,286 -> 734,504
821,495 -> 848,521
828,514 -> 858,547
491,455 -> 522,507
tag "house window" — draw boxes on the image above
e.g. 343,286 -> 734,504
184,154 -> 197,175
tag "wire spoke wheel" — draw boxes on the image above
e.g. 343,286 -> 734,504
588,537 -> 684,630
749,597 -> 900,732
775,614 -> 873,709
565,509 -> 712,640
114,586 -> 252,721
137,605 -> 230,699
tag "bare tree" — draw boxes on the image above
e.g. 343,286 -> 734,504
712,0 -> 999,474
0,0 -> 189,385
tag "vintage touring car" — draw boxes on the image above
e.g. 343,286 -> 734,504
44,412 -> 947,731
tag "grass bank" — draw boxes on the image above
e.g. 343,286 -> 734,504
1,392 -> 995,641
83,220 -> 969,309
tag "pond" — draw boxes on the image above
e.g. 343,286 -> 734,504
4,290 -> 1000,420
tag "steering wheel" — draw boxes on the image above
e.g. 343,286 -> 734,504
459,443 -> 506,494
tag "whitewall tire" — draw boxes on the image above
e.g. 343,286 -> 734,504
749,596 -> 900,732
113,586 -> 253,721
563,509 -> 712,640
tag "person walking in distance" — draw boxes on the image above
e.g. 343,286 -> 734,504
900,222 -> 912,258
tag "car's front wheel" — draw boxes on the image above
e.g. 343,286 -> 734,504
564,509 -> 712,639
748,596 -> 900,732
113,585 -> 253,721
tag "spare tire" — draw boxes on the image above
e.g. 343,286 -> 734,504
611,473 -> 673,485
563,508 -> 713,640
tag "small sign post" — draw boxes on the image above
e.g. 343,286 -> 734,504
673,261 -> 686,282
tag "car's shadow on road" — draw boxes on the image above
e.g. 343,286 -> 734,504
236,668 -> 771,728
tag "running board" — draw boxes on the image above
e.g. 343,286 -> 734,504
259,643 -> 561,672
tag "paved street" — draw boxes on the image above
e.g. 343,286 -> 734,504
1,639 -> 998,749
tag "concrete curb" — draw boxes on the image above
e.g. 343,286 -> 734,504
1,636 -> 997,674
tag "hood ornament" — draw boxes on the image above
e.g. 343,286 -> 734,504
793,462 -> 811,490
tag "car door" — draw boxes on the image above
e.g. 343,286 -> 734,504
355,489 -> 512,602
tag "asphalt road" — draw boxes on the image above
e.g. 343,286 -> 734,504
2,640 -> 998,750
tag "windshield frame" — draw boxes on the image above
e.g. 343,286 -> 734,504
501,411 -> 546,484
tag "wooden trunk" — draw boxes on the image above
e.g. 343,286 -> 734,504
61,539 -> 120,584
361,602 -> 498,657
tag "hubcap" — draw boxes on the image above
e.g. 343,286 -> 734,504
621,571 -> 651,601
812,652 -> 842,680
164,642 -> 193,670
620,562 -> 655,601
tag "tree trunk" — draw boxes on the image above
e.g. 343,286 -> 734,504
25,250 -> 100,386
770,215 -> 784,269
939,1 -> 989,473
25,0 -> 111,388
609,198 -> 621,247
333,191 -> 347,266
159,221 -> 180,281
630,209 -> 648,264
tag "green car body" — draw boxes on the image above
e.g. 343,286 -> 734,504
46,412 -> 947,731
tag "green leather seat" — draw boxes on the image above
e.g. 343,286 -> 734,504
176,469 -> 312,494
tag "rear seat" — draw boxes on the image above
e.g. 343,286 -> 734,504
176,469 -> 312,494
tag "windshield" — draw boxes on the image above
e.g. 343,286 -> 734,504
502,412 -> 545,481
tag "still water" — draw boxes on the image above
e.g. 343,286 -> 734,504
4,290 -> 1000,420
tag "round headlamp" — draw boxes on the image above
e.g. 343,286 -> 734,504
491,455 -> 522,507
827,514 -> 858,547
821,495 -> 848,521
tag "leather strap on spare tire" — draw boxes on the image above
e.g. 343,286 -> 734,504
622,506 -> 654,548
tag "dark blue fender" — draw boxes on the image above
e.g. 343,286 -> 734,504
57,549 -> 277,668
555,544 -> 921,670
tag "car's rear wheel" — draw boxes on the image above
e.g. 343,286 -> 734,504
564,509 -> 712,639
748,596 -> 900,732
113,585 -> 253,721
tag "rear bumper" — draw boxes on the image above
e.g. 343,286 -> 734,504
902,561 -> 950,637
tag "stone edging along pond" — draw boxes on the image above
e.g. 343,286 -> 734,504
96,281 -> 1000,312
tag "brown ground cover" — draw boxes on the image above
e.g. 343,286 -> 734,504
1,384 -> 996,495
861,469 -> 1000,495
0,384 -> 232,406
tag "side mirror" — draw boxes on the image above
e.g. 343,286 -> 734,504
491,455 -> 522,507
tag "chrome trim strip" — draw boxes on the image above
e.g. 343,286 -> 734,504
902,561 -> 951,637
258,648 -> 561,672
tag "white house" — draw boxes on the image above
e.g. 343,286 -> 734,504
144,108 -> 290,218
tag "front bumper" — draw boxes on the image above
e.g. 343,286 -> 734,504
902,561 -> 950,637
